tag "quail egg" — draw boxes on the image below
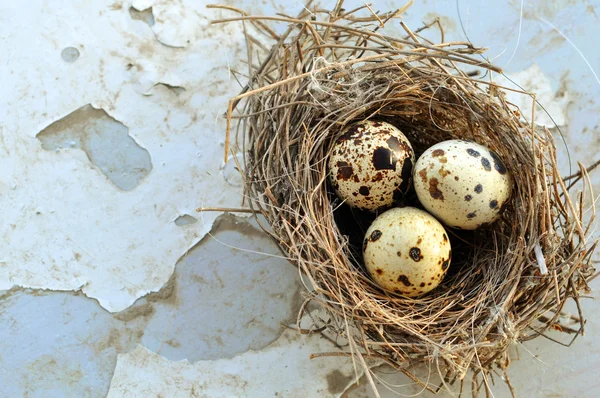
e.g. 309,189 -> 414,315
329,120 -> 415,211
363,207 -> 452,297
413,140 -> 512,230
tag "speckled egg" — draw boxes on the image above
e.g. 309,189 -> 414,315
363,207 -> 451,297
328,120 -> 415,211
413,140 -> 512,230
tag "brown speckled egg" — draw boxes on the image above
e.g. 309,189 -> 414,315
363,207 -> 451,297
328,120 -> 415,211
413,140 -> 512,230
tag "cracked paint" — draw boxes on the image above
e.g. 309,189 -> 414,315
174,214 -> 197,226
0,214 -> 303,396
37,104 -> 152,191
138,213 -> 305,362
106,318 -> 368,398
0,0 -> 254,311
1,0 -> 599,397
129,5 -> 156,27
132,0 -> 199,48
493,63 -> 570,127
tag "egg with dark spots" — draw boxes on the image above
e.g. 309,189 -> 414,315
328,120 -> 415,211
370,229 -> 382,241
363,207 -> 451,297
409,247 -> 423,261
481,157 -> 492,171
413,140 -> 512,229
466,148 -> 480,157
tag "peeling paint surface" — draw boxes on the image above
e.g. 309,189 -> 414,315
0,0 -> 252,312
106,323 -> 365,398
1,0 -> 599,397
131,0 -> 198,48
0,215 -> 303,397
493,64 -> 570,127
37,104 -> 153,190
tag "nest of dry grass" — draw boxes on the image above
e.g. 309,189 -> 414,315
211,2 -> 598,396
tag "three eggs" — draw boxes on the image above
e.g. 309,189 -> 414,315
329,120 -> 512,297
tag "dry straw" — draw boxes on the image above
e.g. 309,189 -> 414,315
210,1 -> 598,396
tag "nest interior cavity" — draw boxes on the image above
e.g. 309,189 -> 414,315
212,2 -> 597,395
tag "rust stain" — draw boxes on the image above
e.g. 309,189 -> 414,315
326,369 -> 354,394
114,302 -> 156,322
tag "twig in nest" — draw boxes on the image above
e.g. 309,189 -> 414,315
216,1 -> 598,396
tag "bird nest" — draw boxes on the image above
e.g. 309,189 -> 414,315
211,2 -> 597,396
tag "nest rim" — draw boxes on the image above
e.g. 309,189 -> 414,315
214,2 -> 598,395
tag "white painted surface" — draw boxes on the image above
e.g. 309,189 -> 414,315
0,0 -> 598,397
0,214 -> 304,397
0,0 -> 251,312
107,324 -> 366,398
494,63 -> 570,127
